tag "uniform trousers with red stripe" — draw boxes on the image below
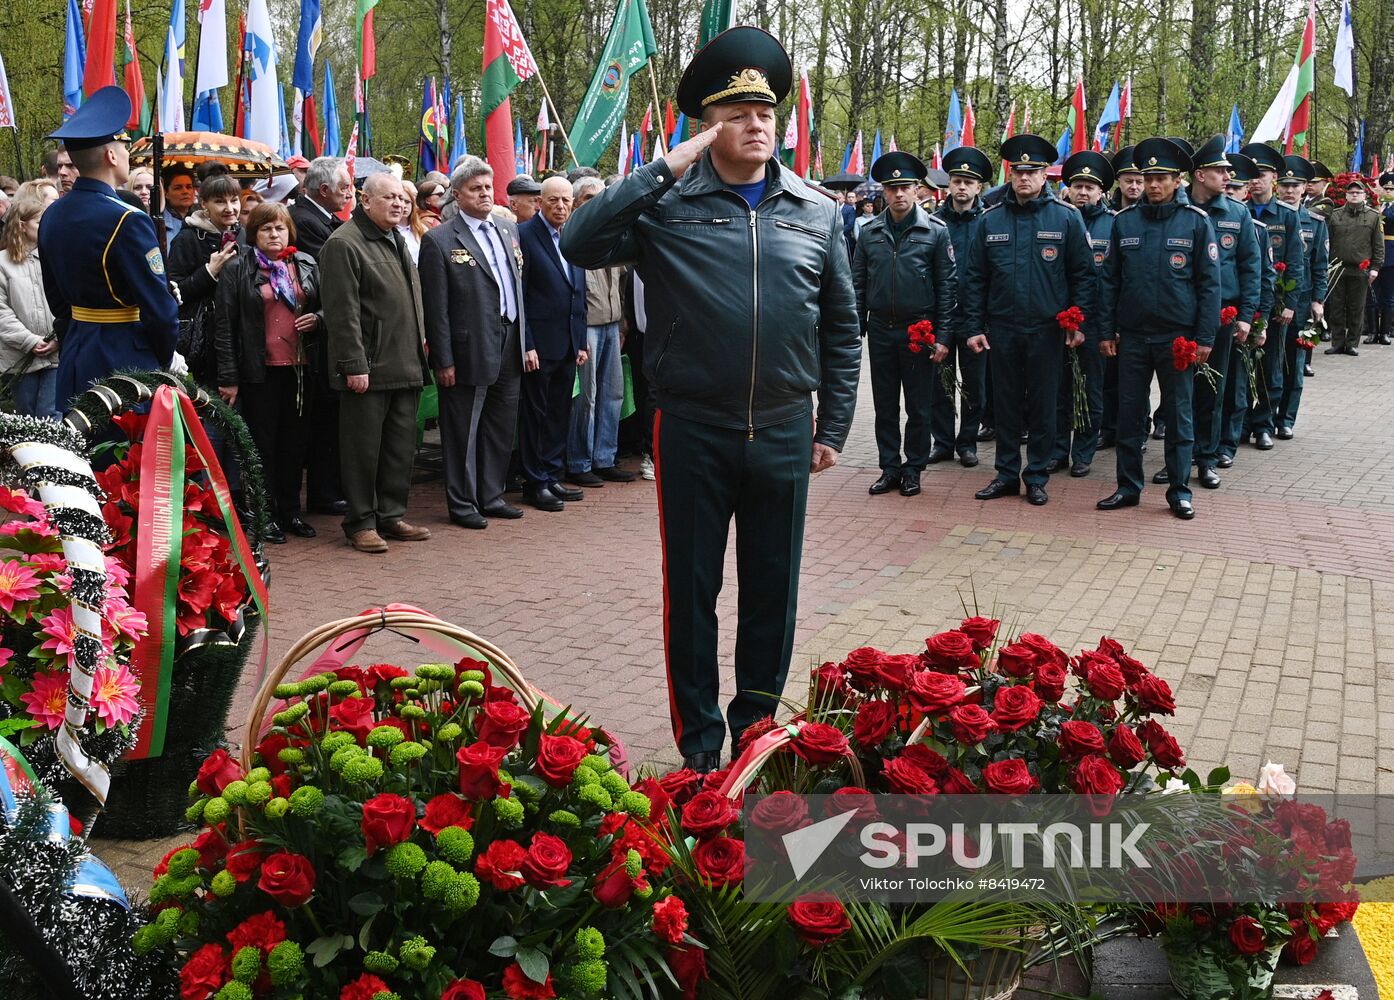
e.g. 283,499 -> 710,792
653,409 -> 812,759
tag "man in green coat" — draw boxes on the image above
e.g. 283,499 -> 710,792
1324,176 -> 1385,354
321,173 -> 433,553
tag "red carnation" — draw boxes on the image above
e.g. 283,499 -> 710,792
180,943 -> 228,1000
226,910 -> 286,956
1056,306 -> 1085,332
341,974 -> 392,1000
1172,336 -> 1199,372
907,320 -> 936,354
420,793 -> 474,834
1359,259 -> 1372,271
1220,305 -> 1239,326
652,895 -> 689,944
476,839 -> 528,891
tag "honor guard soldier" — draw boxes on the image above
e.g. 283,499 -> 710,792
1325,174 -> 1384,354
1182,136 -> 1262,491
1274,155 -> 1329,436
561,27 -> 860,772
960,133 -> 1096,507
932,146 -> 994,468
1307,161 -> 1335,215
853,151 -> 956,497
1096,137 -> 1220,521
1053,150 -> 1115,478
37,86 -> 179,407
1369,171 -> 1394,345
1239,142 -> 1305,450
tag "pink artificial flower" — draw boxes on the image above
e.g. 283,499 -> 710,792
0,558 -> 43,612
0,648 -> 12,671
105,598 -> 148,641
0,517 -> 57,539
0,487 -> 45,519
38,607 -> 78,665
104,556 -> 132,590
90,663 -> 141,727
28,553 -> 67,575
20,671 -> 69,729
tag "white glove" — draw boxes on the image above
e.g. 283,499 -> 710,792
168,352 -> 189,376
168,281 -> 183,306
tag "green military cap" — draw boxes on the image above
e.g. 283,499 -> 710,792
1112,145 -> 1142,177
1310,160 -> 1334,180
1191,135 -> 1230,170
1239,142 -> 1286,175
870,151 -> 927,187
48,85 -> 132,151
1381,171 -> 1394,186
1134,137 -> 1191,174
999,134 -> 1056,171
1226,152 -> 1260,182
942,146 -> 993,181
1166,136 -> 1196,160
1279,154 -> 1315,185
676,26 -> 792,121
1061,150 -> 1114,189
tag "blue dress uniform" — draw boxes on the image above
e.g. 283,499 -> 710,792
853,152 -> 957,496
1052,150 -> 1116,475
1188,139 -> 1263,485
960,134 -> 1096,505
1276,156 -> 1329,433
930,146 -> 993,464
1096,138 -> 1221,519
1100,146 -> 1145,446
1370,174 -> 1394,343
37,87 -> 179,408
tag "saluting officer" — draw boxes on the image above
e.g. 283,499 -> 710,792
932,146 -> 994,468
1181,136 -> 1261,491
1274,155 -> 1329,437
37,86 -> 179,407
853,151 -> 956,497
1239,142 -> 1306,450
961,133 -> 1096,507
1096,138 -> 1220,520
1052,150 -> 1115,478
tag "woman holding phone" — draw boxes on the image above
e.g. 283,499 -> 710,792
168,173 -> 243,387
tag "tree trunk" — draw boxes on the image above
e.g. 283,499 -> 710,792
992,0 -> 1010,124
437,0 -> 452,85
1186,0 -> 1216,137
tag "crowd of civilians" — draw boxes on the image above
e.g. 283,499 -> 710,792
0,149 -> 652,553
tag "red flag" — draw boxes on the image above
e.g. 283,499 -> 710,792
482,0 -> 538,202
962,98 -> 975,147
231,14 -> 248,138
82,0 -> 118,96
794,68 -> 811,177
302,94 -> 322,156
121,0 -> 146,132
663,100 -> 676,143
1070,80 -> 1089,154
640,102 -> 653,137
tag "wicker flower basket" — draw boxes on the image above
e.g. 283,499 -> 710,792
1166,941 -> 1283,999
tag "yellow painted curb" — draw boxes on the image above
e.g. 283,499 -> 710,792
1353,877 -> 1393,997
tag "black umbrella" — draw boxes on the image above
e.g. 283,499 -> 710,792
821,171 -> 867,190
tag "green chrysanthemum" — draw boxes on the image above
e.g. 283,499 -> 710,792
367,726 -> 405,749
617,791 -> 652,819
301,672 -> 333,693
574,927 -> 606,960
178,908 -> 200,936
399,704 -> 427,720
210,870 -> 237,897
203,797 -> 231,824
422,860 -> 457,899
385,841 -> 428,879
289,785 -> 324,816
184,799 -> 206,824
231,945 -> 262,983
267,940 -> 304,986
571,768 -> 599,787
272,703 -> 310,726
321,731 -> 355,754
277,747 -> 305,766
437,722 -> 463,741
599,771 -> 630,797
214,982 -> 253,1000
492,796 -> 525,827
444,871 -> 481,913
399,935 -> 436,971
328,680 -> 362,697
390,741 -> 427,767
166,848 -> 200,880
581,754 -> 612,773
568,958 -> 608,995
624,849 -> 643,879
330,745 -> 363,772
548,809 -> 581,827
220,780 -> 250,806
436,826 -> 475,866
273,681 -> 302,699
245,781 -> 273,807
363,950 -> 399,974
577,784 -> 612,810
457,680 -> 485,699
264,797 -> 290,819
342,755 -> 385,783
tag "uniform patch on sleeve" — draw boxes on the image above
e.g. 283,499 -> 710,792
146,248 -> 165,275
946,243 -> 956,263
1208,242 -> 1218,261
986,233 -> 1009,244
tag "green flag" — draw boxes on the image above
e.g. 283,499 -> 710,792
697,0 -> 734,49
568,0 -> 658,167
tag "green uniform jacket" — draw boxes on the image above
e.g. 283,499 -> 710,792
1250,199 -> 1306,312
1324,202 -> 1385,270
320,209 -> 428,391
1294,206 -> 1330,299
851,205 -> 957,343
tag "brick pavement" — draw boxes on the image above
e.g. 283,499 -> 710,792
92,338 -> 1394,883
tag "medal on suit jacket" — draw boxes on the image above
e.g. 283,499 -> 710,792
451,247 -> 477,267
513,240 -> 524,272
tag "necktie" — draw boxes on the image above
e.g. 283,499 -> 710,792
481,221 -> 516,322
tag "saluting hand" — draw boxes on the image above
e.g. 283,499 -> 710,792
664,123 -> 724,180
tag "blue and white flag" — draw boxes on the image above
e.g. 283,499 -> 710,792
244,0 -> 280,149
1226,104 -> 1244,154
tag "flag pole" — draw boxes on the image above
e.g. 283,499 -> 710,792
647,64 -> 667,156
533,73 -> 578,168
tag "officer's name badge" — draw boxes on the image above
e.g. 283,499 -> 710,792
1216,221 -> 1241,230
451,248 -> 477,266
1120,237 -> 1142,248
1036,231 -> 1062,241
1166,238 -> 1193,249
146,248 -> 165,275
986,233 -> 1009,243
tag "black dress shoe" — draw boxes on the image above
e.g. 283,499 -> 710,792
1169,498 -> 1195,520
450,512 -> 488,529
524,489 -> 564,511
975,478 -> 1020,500
506,474 -> 526,493
1382,336 -> 1393,346
1152,469 -> 1170,484
566,470 -> 605,487
1069,461 -> 1090,477
869,470 -> 901,495
1325,346 -> 1343,354
1345,347 -> 1360,356
1044,459 -> 1062,474
1151,423 -> 1167,440
1304,364 -> 1315,377
899,470 -> 921,497
482,503 -> 524,519
1026,484 -> 1048,506
959,451 -> 979,468
1275,427 -> 1294,440
308,499 -> 348,515
549,482 -> 584,502
977,426 -> 995,442
926,447 -> 954,464
263,522 -> 286,544
1253,431 -> 1275,450
683,751 -> 722,775
1363,336 -> 1376,345
595,466 -> 636,482
1096,491 -> 1140,511
281,516 -> 317,538
1198,467 -> 1221,489
1216,454 -> 1234,469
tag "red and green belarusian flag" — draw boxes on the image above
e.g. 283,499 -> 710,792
1285,0 -> 1316,154
1068,79 -> 1088,154
121,0 -> 149,137
483,0 -> 538,200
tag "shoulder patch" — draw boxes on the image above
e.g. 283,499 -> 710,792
1208,243 -> 1218,261
926,214 -> 948,228
146,247 -> 166,275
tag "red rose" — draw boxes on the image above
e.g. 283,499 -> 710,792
502,962 -> 555,999
657,768 -> 703,806
940,766 -> 978,794
272,773 -> 294,798
876,653 -> 918,692
792,721 -> 849,766
1228,915 -> 1268,955
881,757 -> 938,795
991,685 -> 1043,732
692,836 -> 745,888
1019,633 -> 1068,668
748,790 -> 810,836
1034,661 -> 1068,702
787,893 -> 852,947
328,696 -> 376,743
1132,674 -> 1176,715
1137,720 -> 1186,769
680,790 -> 740,839
923,630 -> 980,672
1084,659 -> 1127,701
1283,920 -> 1317,965
196,748 -> 242,798
441,980 -> 487,1000
477,698 -> 532,749
521,832 -> 573,889
667,943 -> 709,1000
457,742 -> 509,800
825,786 -> 880,822
476,839 -> 528,890
813,662 -> 850,703
535,733 -> 589,787
947,704 -> 995,746
906,671 -> 967,715
996,643 -> 1039,679
840,646 -> 890,690
421,793 -> 475,834
180,943 -> 228,1000
225,840 -> 269,883
593,853 -> 645,907
900,744 -> 949,778
341,973 -> 391,1000
1107,725 -> 1147,769
257,851 -> 316,907
1058,720 -> 1106,760
652,895 -> 689,944
631,776 -> 674,822
1070,755 -> 1125,797
853,700 -> 897,747
361,793 -> 416,855
255,733 -> 292,776
959,616 -> 1001,651
982,758 -> 1039,795
1274,261 -> 1287,274
226,910 -> 286,955
193,826 -> 231,870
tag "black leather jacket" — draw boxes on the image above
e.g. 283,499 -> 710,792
851,205 -> 956,343
561,154 -> 860,450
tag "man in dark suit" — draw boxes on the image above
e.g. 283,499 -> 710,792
288,157 -> 352,256
419,158 -> 528,528
518,176 -> 588,511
